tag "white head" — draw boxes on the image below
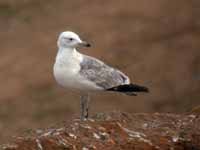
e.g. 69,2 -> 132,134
57,31 -> 91,49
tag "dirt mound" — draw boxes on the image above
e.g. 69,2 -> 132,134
2,112 -> 200,150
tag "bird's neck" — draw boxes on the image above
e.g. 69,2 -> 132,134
58,47 -> 77,54
57,47 -> 74,58
56,47 -> 82,63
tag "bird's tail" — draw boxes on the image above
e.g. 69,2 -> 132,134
106,83 -> 149,96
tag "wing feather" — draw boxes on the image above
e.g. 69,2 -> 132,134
79,55 -> 130,89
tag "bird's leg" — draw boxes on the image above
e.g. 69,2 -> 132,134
80,94 -> 90,120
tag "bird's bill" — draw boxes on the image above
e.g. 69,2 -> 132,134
78,41 -> 91,48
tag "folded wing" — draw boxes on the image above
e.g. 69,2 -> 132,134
79,55 -> 130,90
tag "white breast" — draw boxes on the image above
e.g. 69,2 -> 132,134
53,48 -> 103,92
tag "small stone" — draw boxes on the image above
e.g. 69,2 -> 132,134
93,133 -> 100,139
82,147 -> 89,150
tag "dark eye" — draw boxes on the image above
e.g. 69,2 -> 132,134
69,38 -> 73,41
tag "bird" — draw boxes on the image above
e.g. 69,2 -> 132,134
53,31 -> 149,120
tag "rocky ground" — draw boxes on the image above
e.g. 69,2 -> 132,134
1,112 -> 200,150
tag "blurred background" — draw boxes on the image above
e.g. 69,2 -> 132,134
0,0 -> 199,143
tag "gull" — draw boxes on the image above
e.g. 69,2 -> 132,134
53,31 -> 149,120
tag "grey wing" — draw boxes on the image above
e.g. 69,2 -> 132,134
79,55 -> 130,89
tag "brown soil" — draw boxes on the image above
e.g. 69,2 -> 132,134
1,112 -> 200,150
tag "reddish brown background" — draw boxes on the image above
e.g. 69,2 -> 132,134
0,0 -> 199,143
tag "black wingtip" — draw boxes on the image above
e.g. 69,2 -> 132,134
107,83 -> 149,93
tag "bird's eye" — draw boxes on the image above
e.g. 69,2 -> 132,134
69,38 -> 73,41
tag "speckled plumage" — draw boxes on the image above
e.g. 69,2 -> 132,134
79,55 -> 130,89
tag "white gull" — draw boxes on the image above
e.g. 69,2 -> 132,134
53,31 -> 149,120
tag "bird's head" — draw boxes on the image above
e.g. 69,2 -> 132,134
57,31 -> 91,49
